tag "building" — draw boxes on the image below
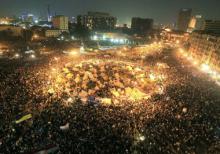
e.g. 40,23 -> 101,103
52,15 -> 69,31
161,29 -> 189,44
187,15 -> 204,33
177,8 -> 192,32
77,12 -> 117,31
27,14 -> 34,23
0,17 -> 15,25
202,20 -> 220,33
131,17 -> 153,36
20,13 -> 35,23
45,29 -> 62,37
188,31 -> 220,71
0,25 -> 23,36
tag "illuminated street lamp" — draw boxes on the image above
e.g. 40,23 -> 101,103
33,34 -> 39,39
30,54 -> 36,59
176,40 -> 180,44
14,53 -> 20,58
93,35 -> 98,40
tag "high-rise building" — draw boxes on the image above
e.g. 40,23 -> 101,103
177,8 -> 192,32
77,12 -> 117,31
0,17 -> 15,25
131,17 -> 153,36
187,15 -> 204,33
27,14 -> 34,23
21,13 -> 35,23
52,15 -> 68,30
203,20 -> 220,33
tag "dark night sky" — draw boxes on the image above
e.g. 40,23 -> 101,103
0,0 -> 220,25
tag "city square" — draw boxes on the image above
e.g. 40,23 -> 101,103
0,0 -> 220,153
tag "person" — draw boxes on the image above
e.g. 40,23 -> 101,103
87,95 -> 97,106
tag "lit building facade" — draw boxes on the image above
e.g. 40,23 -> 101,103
45,29 -> 62,38
52,15 -> 69,31
77,12 -> 117,31
0,17 -> 15,25
203,20 -> 220,33
131,17 -> 153,36
177,8 -> 192,32
0,25 -> 23,36
161,30 -> 189,44
187,15 -> 204,33
188,31 -> 220,71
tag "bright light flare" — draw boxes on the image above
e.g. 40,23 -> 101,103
30,54 -> 36,59
193,60 -> 198,65
183,53 -> 188,57
33,34 -> 39,39
149,73 -> 156,81
54,57 -> 59,61
80,46 -> 85,53
14,53 -> 20,58
200,63 -> 211,73
176,40 -> 180,44
179,48 -> 184,53
69,51 -> 78,56
165,28 -> 171,32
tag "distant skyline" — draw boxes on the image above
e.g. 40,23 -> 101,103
0,0 -> 220,25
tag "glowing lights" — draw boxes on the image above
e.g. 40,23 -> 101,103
80,46 -> 85,53
123,47 -> 127,51
193,60 -> 198,65
200,63 -> 211,73
183,53 -> 188,57
102,35 -> 106,40
149,73 -> 156,81
67,97 -> 73,103
45,59 -> 167,106
135,134 -> 145,142
139,135 -> 145,141
176,40 -> 180,44
14,53 -> 20,58
165,28 -> 171,32
34,19 -> 39,24
33,34 -> 39,39
179,49 -> 220,86
30,54 -> 36,59
93,35 -> 98,40
54,57 -> 59,61
70,51 -> 78,56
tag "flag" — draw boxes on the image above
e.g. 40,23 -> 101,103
60,123 -> 69,130
33,144 -> 59,154
15,114 -> 32,124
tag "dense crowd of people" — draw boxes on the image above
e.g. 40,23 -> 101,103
0,45 -> 219,153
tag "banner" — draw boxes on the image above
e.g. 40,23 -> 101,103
15,114 -> 32,124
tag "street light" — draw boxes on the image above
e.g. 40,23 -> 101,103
33,34 -> 39,39
30,54 -> 36,59
14,53 -> 20,58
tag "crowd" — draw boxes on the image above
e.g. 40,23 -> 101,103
0,46 -> 219,153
